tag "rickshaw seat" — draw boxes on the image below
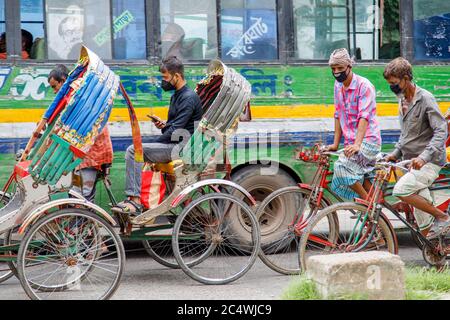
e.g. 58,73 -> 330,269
154,160 -> 183,174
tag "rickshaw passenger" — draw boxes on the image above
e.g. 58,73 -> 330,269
383,57 -> 449,239
48,65 -> 114,202
112,56 -> 203,217
324,48 -> 382,201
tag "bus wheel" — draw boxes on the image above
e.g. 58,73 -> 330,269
229,165 -> 297,250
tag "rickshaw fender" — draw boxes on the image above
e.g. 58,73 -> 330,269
18,198 -> 116,235
170,179 -> 257,208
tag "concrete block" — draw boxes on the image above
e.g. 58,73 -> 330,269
306,252 -> 405,300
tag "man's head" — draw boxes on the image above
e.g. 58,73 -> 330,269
48,65 -> 69,93
383,57 -> 413,97
159,56 -> 185,91
329,48 -> 354,83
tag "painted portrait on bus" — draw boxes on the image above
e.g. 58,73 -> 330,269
46,1 -> 112,60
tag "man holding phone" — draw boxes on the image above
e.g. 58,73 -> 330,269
112,56 -> 203,217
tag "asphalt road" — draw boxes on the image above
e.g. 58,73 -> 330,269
0,231 -> 440,300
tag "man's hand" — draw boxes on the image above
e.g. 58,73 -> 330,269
411,157 -> 426,170
383,153 -> 398,163
344,144 -> 360,158
324,144 -> 338,152
155,120 -> 166,129
150,115 -> 166,129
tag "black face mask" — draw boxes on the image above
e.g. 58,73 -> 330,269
389,83 -> 403,96
161,75 -> 177,92
332,67 -> 349,83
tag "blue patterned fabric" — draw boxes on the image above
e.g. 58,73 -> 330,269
331,141 -> 381,200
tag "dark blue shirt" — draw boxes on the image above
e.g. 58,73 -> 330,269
156,85 -> 203,144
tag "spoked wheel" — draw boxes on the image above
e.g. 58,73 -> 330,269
298,203 -> 398,271
172,193 -> 260,285
17,208 -> 125,300
256,186 -> 330,275
422,237 -> 449,269
143,207 -> 214,269
0,229 -> 19,283
0,192 -> 18,283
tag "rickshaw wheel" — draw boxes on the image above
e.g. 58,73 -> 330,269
172,193 -> 260,285
0,229 -> 18,283
143,205 -> 215,269
0,192 -> 19,283
17,208 -> 125,300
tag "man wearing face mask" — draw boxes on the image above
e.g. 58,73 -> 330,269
325,48 -> 382,201
112,56 -> 203,217
383,57 -> 449,239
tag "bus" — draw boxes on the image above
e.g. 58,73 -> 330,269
0,0 -> 449,245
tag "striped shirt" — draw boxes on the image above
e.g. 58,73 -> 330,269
334,74 -> 381,146
79,126 -> 113,170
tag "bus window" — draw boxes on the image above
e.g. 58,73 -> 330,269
112,0 -> 147,60
221,0 -> 278,62
0,0 -> 6,59
45,0 -> 146,60
293,0 -> 400,60
160,0 -> 218,61
21,0 -> 45,60
413,1 -> 450,61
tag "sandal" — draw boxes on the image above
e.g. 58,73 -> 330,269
111,199 -> 143,217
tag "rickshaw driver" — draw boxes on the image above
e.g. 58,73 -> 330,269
112,56 -> 203,217
383,57 -> 449,239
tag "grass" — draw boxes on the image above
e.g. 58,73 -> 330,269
282,266 -> 450,300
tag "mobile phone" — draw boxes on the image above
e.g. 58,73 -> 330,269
147,115 -> 160,123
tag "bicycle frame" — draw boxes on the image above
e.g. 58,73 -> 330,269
350,166 -> 450,252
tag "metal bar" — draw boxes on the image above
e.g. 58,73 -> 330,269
5,0 -> 21,60
399,0 -> 414,61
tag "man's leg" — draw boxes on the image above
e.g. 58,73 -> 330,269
79,168 -> 99,202
393,163 -> 450,238
117,140 -> 177,214
349,182 -> 368,199
124,136 -> 163,199
398,194 -> 448,220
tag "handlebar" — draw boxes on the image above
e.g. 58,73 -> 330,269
375,160 -> 412,172
321,149 -> 344,157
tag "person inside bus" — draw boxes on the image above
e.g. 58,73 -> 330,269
383,57 -> 449,239
48,65 -> 114,202
324,48 -> 382,201
111,56 -> 203,217
0,29 -> 32,59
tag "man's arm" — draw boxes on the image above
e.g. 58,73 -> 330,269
417,97 -> 447,164
344,83 -> 374,157
328,118 -> 342,151
155,97 -> 194,144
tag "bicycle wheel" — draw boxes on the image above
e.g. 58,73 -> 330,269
256,186 -> 332,275
298,202 -> 398,271
0,229 -> 17,283
172,193 -> 260,285
17,208 -> 125,300
0,192 -> 18,283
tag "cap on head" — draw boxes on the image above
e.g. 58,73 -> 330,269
329,48 -> 354,67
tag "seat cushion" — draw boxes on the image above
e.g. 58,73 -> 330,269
153,160 -> 183,174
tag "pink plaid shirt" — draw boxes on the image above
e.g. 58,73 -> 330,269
334,74 -> 381,146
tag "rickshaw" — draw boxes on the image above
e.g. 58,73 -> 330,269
0,47 -> 260,300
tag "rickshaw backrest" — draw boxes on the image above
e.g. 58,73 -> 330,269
180,60 -> 252,172
26,46 -> 120,186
